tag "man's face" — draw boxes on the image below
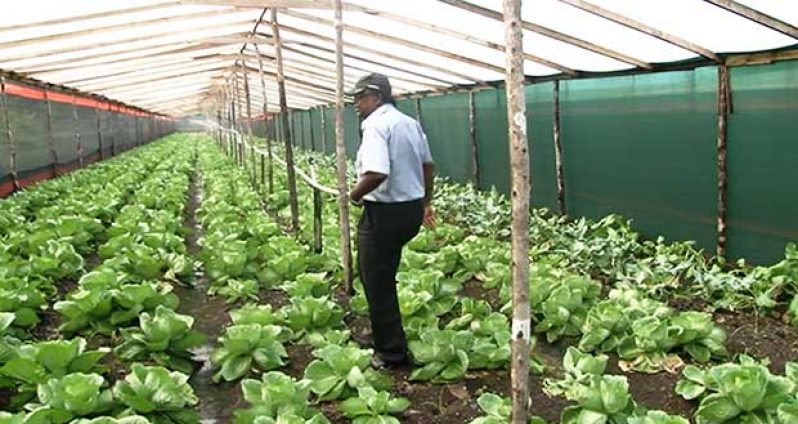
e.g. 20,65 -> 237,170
355,91 -> 381,118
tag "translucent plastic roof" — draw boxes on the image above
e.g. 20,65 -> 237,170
1,0 -> 796,116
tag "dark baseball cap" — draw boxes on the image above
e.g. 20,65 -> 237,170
346,73 -> 392,98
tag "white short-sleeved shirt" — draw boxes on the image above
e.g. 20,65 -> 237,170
356,104 -> 433,203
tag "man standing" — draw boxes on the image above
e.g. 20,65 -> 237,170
347,73 -> 435,368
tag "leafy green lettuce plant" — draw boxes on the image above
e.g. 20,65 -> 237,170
408,328 -> 473,383
468,393 -> 546,424
113,363 -> 199,424
26,373 -> 114,423
115,306 -> 206,374
675,357 -> 797,424
211,324 -> 291,382
302,345 -> 392,402
233,371 -> 329,424
338,386 -> 410,424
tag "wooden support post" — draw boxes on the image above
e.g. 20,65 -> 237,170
44,89 -> 59,176
333,0 -> 354,294
96,107 -> 103,161
110,109 -> 117,156
0,77 -> 19,191
308,111 -> 316,151
468,90 -> 480,186
310,162 -> 323,254
253,41 -> 274,195
72,99 -> 84,168
260,151 -> 265,187
216,108 -> 223,149
553,81 -> 566,216
414,97 -> 422,125
503,0 -> 531,422
272,8 -> 301,234
716,65 -> 731,260
320,107 -> 328,153
242,59 -> 256,182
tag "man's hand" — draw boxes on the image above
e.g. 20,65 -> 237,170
348,191 -> 363,207
423,204 -> 436,229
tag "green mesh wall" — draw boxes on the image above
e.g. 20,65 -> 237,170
323,107 -> 335,155
0,97 -> 9,181
78,106 -> 99,157
396,98 -> 417,118
474,88 -> 510,193
343,105 -> 360,159
727,61 -> 798,263
278,60 -> 798,264
51,102 -> 80,165
526,82 -> 557,210
309,109 -> 322,152
560,68 -> 718,250
301,111 -> 313,150
6,94 -> 49,173
419,93 -> 473,183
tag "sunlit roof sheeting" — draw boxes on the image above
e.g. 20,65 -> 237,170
1,0 -> 796,116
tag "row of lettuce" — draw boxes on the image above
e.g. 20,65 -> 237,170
0,136 -> 207,424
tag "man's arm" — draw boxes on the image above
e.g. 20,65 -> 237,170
350,172 -> 387,202
422,163 -> 436,228
423,163 -> 435,205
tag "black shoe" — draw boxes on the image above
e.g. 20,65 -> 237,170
352,331 -> 373,348
371,353 -> 411,370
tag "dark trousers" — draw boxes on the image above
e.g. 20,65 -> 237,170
358,199 -> 424,362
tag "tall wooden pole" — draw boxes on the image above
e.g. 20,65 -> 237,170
44,89 -> 59,176
333,0 -> 354,294
96,107 -> 103,161
503,0 -> 531,422
242,60 -> 256,183
253,42 -> 274,195
0,77 -> 19,191
320,108 -> 328,153
716,65 -> 730,260
468,90 -> 480,186
72,99 -> 84,168
553,80 -> 566,216
271,8 -> 300,234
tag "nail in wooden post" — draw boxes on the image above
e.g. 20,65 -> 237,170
271,8 -> 301,234
333,0 -> 354,295
716,65 -> 731,260
0,77 -> 19,191
44,89 -> 59,176
502,0 -> 531,422
468,90 -> 480,186
72,98 -> 84,168
553,80 -> 566,216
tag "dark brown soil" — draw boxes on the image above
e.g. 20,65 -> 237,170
0,388 -> 12,411
715,310 -> 798,373
284,344 -> 316,380
260,288 -> 290,309
459,280 -> 502,310
605,357 -> 697,418
29,309 -> 60,340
